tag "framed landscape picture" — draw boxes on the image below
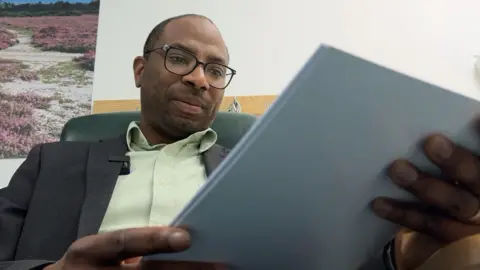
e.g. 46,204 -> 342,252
0,0 -> 99,158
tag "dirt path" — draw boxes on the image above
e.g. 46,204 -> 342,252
0,27 -> 93,138
1,29 -> 83,67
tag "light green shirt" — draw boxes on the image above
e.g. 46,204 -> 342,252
98,121 -> 217,233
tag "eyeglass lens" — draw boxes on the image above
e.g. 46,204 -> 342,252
165,48 -> 233,89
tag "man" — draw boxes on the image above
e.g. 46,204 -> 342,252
0,13 -> 479,270
0,14 -> 233,270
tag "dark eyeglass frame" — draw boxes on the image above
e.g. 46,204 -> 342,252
144,44 -> 236,89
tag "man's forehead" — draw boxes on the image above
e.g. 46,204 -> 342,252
160,17 -> 228,64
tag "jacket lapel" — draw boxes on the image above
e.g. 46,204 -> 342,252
77,135 -> 128,238
202,144 -> 230,177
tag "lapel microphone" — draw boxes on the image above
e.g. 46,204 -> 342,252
108,155 -> 131,175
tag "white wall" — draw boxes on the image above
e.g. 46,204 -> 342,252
2,159 -> 24,187
2,0 -> 480,188
93,0 -> 480,101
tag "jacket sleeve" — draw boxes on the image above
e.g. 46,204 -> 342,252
0,145 -> 54,270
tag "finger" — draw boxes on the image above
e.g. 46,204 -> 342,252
388,159 -> 480,221
372,197 -> 480,242
66,226 -> 191,265
423,134 -> 480,196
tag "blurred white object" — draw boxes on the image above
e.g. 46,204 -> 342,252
476,56 -> 480,75
228,97 -> 242,113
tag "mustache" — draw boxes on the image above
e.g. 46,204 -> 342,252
173,96 -> 207,108
160,83 -> 210,108
170,90 -> 208,108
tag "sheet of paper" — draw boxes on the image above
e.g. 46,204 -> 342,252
144,45 -> 480,270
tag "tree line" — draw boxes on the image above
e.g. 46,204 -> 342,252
0,1 -> 99,17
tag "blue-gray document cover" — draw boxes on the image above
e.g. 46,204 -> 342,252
144,45 -> 480,269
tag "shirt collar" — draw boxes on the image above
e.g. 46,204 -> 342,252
125,121 -> 217,153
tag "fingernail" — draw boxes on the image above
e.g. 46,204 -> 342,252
372,200 -> 392,217
429,136 -> 452,160
167,231 -> 191,250
391,161 -> 418,186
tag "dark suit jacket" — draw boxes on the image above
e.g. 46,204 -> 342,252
0,136 -> 229,270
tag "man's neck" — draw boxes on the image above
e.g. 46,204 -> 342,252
138,121 -> 177,145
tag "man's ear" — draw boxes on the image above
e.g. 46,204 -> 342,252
133,56 -> 146,88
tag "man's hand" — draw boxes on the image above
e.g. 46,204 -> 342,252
372,134 -> 480,268
43,226 -> 224,269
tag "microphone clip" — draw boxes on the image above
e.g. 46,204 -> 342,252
108,155 -> 131,175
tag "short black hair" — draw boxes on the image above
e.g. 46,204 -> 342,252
142,14 -> 214,58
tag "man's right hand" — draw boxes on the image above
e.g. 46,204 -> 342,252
43,226 -> 191,269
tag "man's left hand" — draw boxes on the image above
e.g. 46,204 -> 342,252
372,134 -> 480,267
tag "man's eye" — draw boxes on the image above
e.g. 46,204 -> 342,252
168,55 -> 187,63
208,68 -> 225,77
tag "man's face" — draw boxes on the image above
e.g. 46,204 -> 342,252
133,16 -> 230,141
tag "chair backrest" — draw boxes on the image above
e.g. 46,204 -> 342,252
60,111 -> 257,149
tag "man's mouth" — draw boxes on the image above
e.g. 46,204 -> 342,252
172,100 -> 203,114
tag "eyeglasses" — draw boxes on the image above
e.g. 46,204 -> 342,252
144,44 -> 236,89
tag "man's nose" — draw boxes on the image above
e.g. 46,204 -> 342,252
182,65 -> 210,91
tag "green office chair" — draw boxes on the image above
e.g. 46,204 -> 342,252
60,111 -> 257,149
